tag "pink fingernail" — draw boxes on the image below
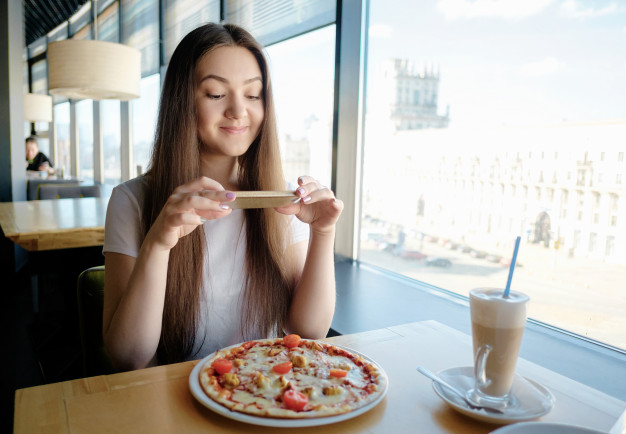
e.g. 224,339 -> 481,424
297,187 -> 306,196
303,196 -> 312,203
219,204 -> 230,210
225,192 -> 235,200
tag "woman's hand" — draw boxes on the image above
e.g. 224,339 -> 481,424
144,176 -> 236,251
276,176 -> 343,235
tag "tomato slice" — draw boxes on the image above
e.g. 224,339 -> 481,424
283,389 -> 308,411
283,334 -> 301,349
212,358 -> 233,375
272,361 -> 293,374
330,369 -> 348,378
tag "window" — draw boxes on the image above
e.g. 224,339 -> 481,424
54,102 -> 71,176
76,100 -> 93,181
592,192 -> 600,224
163,0 -> 219,63
266,25 -> 335,187
69,2 -> 91,36
360,0 -> 626,350
132,73 -> 160,176
97,2 -> 119,43
102,100 -> 121,185
225,0 -> 335,46
589,233 -> 597,253
122,0 -> 160,76
606,236 -> 615,257
29,59 -> 50,154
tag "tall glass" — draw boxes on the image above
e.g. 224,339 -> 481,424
467,287 -> 529,409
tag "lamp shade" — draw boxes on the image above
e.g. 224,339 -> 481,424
48,39 -> 141,100
23,93 -> 53,122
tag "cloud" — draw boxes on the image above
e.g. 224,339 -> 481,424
560,0 -> 620,19
369,23 -> 393,39
437,0 -> 554,20
520,57 -> 563,77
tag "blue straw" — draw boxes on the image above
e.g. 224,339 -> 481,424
504,236 -> 521,298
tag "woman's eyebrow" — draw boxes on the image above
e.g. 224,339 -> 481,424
200,74 -> 262,85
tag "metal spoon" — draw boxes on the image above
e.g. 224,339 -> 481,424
416,366 -> 505,414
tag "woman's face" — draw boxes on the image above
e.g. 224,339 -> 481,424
195,46 -> 265,158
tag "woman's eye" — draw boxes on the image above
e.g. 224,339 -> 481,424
207,94 -> 224,100
247,95 -> 262,101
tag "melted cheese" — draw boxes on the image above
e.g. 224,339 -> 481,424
218,341 -> 380,413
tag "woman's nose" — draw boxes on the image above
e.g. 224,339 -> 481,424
225,96 -> 246,119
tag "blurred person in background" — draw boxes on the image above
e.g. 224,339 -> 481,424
25,136 -> 54,172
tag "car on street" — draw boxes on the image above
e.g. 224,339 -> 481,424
425,257 -> 452,268
401,250 -> 427,260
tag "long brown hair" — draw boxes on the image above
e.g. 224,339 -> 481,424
142,23 -> 292,364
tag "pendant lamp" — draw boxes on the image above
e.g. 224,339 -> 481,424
23,93 -> 53,122
47,1 -> 141,101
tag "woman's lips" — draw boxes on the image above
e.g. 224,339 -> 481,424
221,126 -> 248,134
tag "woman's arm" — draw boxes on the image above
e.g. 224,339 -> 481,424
103,177 -> 235,370
103,247 -> 170,370
278,176 -> 344,338
284,229 -> 337,338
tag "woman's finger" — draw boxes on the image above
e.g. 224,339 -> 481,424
297,185 -> 334,204
295,176 -> 324,201
172,176 -> 227,195
199,189 -> 236,207
164,192 -> 231,220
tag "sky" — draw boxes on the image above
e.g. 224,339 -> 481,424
367,0 -> 626,127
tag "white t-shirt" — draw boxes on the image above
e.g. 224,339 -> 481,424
103,176 -> 309,360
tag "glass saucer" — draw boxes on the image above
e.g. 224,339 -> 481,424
490,421 -> 608,434
430,366 -> 555,425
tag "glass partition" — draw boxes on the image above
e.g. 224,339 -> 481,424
225,0 -> 335,46
163,0 -> 219,63
121,0 -> 160,76
54,102 -> 71,176
266,25 -> 336,187
360,0 -> 626,350
102,100 -> 121,185
132,73 -> 160,176
76,100 -> 94,182
97,2 -> 119,42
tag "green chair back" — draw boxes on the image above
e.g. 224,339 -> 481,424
77,265 -> 115,377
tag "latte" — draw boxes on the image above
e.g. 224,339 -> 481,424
469,288 -> 529,403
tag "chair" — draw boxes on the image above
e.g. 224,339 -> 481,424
38,184 -> 102,200
77,265 -> 115,377
27,178 -> 80,200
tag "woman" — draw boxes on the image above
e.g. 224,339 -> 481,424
102,23 -> 343,371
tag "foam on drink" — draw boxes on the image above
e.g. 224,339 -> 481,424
471,288 -> 528,329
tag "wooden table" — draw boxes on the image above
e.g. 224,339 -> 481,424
0,197 -> 107,251
14,321 -> 626,433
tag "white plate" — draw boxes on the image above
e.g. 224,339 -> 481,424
431,366 -> 555,425
490,422 -> 608,434
188,341 -> 389,428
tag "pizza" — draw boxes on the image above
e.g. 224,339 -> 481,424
198,334 -> 387,418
